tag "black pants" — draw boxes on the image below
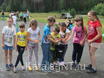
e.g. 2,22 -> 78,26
56,44 -> 68,62
72,43 -> 84,63
15,45 -> 25,67
24,17 -> 27,23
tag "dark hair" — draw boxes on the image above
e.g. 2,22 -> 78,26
74,16 -> 84,31
88,10 -> 99,20
59,22 -> 67,27
54,27 -> 60,33
29,19 -> 38,27
19,23 -> 25,28
47,16 -> 56,22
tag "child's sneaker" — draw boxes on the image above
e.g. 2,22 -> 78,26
85,64 -> 92,70
21,66 -> 25,71
87,67 -> 97,73
72,62 -> 76,68
59,62 -> 65,66
13,67 -> 17,73
6,64 -> 10,71
28,66 -> 32,71
34,66 -> 39,71
9,64 -> 14,69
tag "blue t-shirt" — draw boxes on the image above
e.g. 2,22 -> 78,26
42,24 -> 51,43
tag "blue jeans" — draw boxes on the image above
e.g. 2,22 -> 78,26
41,43 -> 52,70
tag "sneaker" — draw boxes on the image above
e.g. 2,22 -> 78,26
85,64 -> 92,70
87,67 -> 97,73
9,64 -> 14,69
21,66 -> 25,71
28,66 -> 32,71
6,64 -> 10,71
59,62 -> 65,66
72,62 -> 76,68
34,66 -> 39,71
13,67 -> 17,73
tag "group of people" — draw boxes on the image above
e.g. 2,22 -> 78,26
1,10 -> 102,73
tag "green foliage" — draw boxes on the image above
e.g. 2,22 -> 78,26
69,8 -> 76,17
93,3 -> 104,16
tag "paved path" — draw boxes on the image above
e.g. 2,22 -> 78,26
0,21 -> 104,78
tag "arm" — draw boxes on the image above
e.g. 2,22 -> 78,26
66,30 -> 74,42
27,32 -> 34,42
2,34 -> 5,48
88,27 -> 102,43
13,35 -> 16,48
48,35 -> 59,43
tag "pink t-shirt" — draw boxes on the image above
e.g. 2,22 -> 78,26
72,26 -> 86,44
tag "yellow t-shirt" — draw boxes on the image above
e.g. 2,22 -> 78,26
51,32 -> 61,39
16,31 -> 27,47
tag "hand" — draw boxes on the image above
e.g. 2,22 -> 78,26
80,40 -> 84,46
88,40 -> 93,44
25,46 -> 28,50
55,40 -> 60,43
13,44 -> 16,49
34,40 -> 40,43
1,44 -> 4,48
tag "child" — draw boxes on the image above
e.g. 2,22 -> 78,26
86,11 -> 102,73
48,27 -> 61,64
65,19 -> 73,31
2,17 -> 16,71
41,16 -> 55,72
68,16 -> 87,68
27,19 -> 40,71
13,24 -> 27,73
58,22 -> 70,65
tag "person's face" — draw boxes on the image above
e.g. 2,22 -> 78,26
31,24 -> 37,30
75,20 -> 82,26
48,22 -> 55,26
8,19 -> 13,26
20,27 -> 25,32
60,26 -> 66,31
88,13 -> 95,21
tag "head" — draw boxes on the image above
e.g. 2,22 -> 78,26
30,19 -> 38,30
74,16 -> 83,26
47,16 -> 56,26
88,10 -> 99,21
54,27 -> 60,35
59,22 -> 67,31
7,17 -> 13,26
19,23 -> 25,32
74,16 -> 84,30
65,19 -> 71,26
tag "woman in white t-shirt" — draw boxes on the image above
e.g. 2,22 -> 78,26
27,19 -> 40,71
2,17 -> 16,71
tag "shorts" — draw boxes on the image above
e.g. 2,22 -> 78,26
3,45 -> 14,50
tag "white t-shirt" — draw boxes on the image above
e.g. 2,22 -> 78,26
27,27 -> 40,46
12,15 -> 17,25
59,28 -> 70,45
2,26 -> 16,46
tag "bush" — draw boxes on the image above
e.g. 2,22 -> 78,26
93,3 -> 104,16
68,8 -> 76,18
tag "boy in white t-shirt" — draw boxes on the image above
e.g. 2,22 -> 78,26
2,17 -> 16,71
